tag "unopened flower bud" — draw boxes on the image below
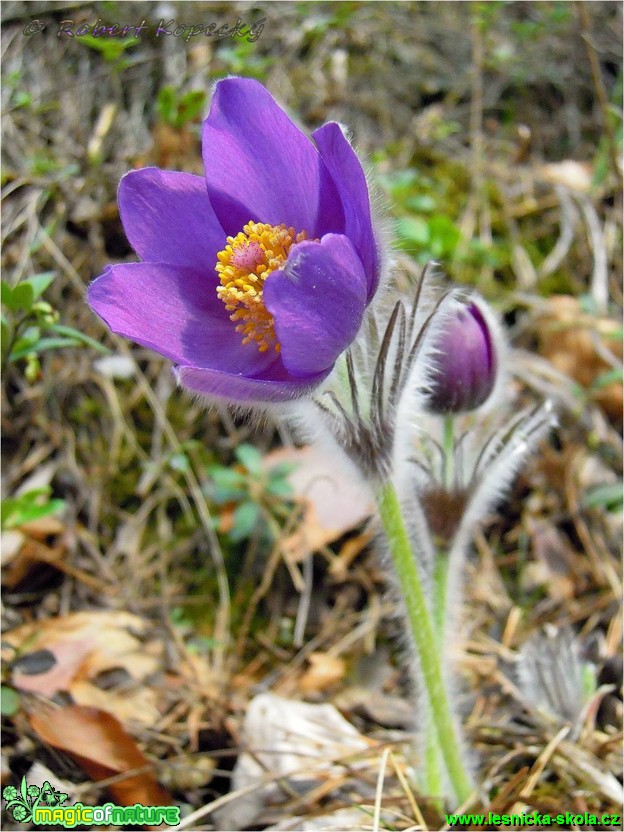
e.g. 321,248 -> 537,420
427,300 -> 497,413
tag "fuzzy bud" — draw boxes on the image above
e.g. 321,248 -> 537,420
427,300 -> 497,413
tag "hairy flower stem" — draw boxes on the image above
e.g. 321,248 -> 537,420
433,555 -> 449,638
443,415 -> 455,489
423,416 -> 455,799
423,702 -> 444,800
376,481 -> 472,806
424,554 -> 450,800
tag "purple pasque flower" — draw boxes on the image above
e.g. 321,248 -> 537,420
88,78 -> 380,403
426,298 -> 497,413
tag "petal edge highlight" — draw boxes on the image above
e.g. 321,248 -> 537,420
313,122 -> 380,299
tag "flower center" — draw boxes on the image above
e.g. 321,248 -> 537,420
216,221 -> 309,353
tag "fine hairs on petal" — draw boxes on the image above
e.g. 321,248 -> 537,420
392,283 -> 472,485
443,401 -> 557,641
515,625 -> 595,735
326,120 -> 396,298
454,401 -> 557,553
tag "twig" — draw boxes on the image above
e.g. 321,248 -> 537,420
577,194 -> 609,313
390,752 -> 428,830
293,552 -> 314,647
518,725 -> 570,800
373,747 -> 391,832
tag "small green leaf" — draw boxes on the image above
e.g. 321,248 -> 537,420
603,327 -> 623,342
23,271 -> 55,300
187,635 -> 219,653
266,477 -> 294,498
1,280 -> 14,308
583,482 -> 623,513
235,443 -> 263,476
590,367 -> 623,390
208,466 -> 247,488
229,501 -> 260,541
10,335 -> 80,361
268,461 -> 298,479
10,325 -> 41,357
405,194 -> 436,213
168,452 -> 190,472
207,465 -> 247,503
48,323 -> 111,354
1,315 -> 11,357
177,90 -> 207,127
12,90 -> 32,109
396,216 -> 430,246
580,663 -> 597,702
428,215 -> 460,257
1,488 -> 66,530
0,686 -> 21,717
4,498 -> 65,529
80,33 -> 137,62
6,282 -> 34,313
156,85 -> 177,125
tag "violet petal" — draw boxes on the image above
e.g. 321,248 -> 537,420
88,262 -> 275,375
118,169 -> 225,271
428,302 -> 496,413
263,234 -> 368,377
176,363 -> 331,404
313,122 -> 380,299
202,78 -> 344,237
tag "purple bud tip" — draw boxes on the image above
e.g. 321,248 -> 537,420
427,301 -> 497,414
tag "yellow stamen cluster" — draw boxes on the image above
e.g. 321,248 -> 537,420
216,221 -> 309,353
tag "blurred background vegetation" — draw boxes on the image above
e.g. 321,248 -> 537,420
1,2 -> 622,828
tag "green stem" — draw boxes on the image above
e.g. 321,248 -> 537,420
424,553 -> 451,800
423,703 -> 443,799
426,415 -> 457,802
376,481 -> 472,805
433,554 -> 449,641
443,415 -> 455,489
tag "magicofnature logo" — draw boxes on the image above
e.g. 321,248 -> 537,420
3,777 -> 181,827
3,777 -> 68,823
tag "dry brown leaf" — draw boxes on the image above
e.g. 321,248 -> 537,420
264,446 -> 374,560
329,531 -> 375,579
146,123 -> 202,173
1,504 -> 67,588
215,502 -> 236,535
1,512 -> 104,592
298,652 -> 346,694
18,515 -> 65,539
2,538 -> 82,591
536,295 -> 622,420
4,612 -> 162,726
29,705 -> 172,812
